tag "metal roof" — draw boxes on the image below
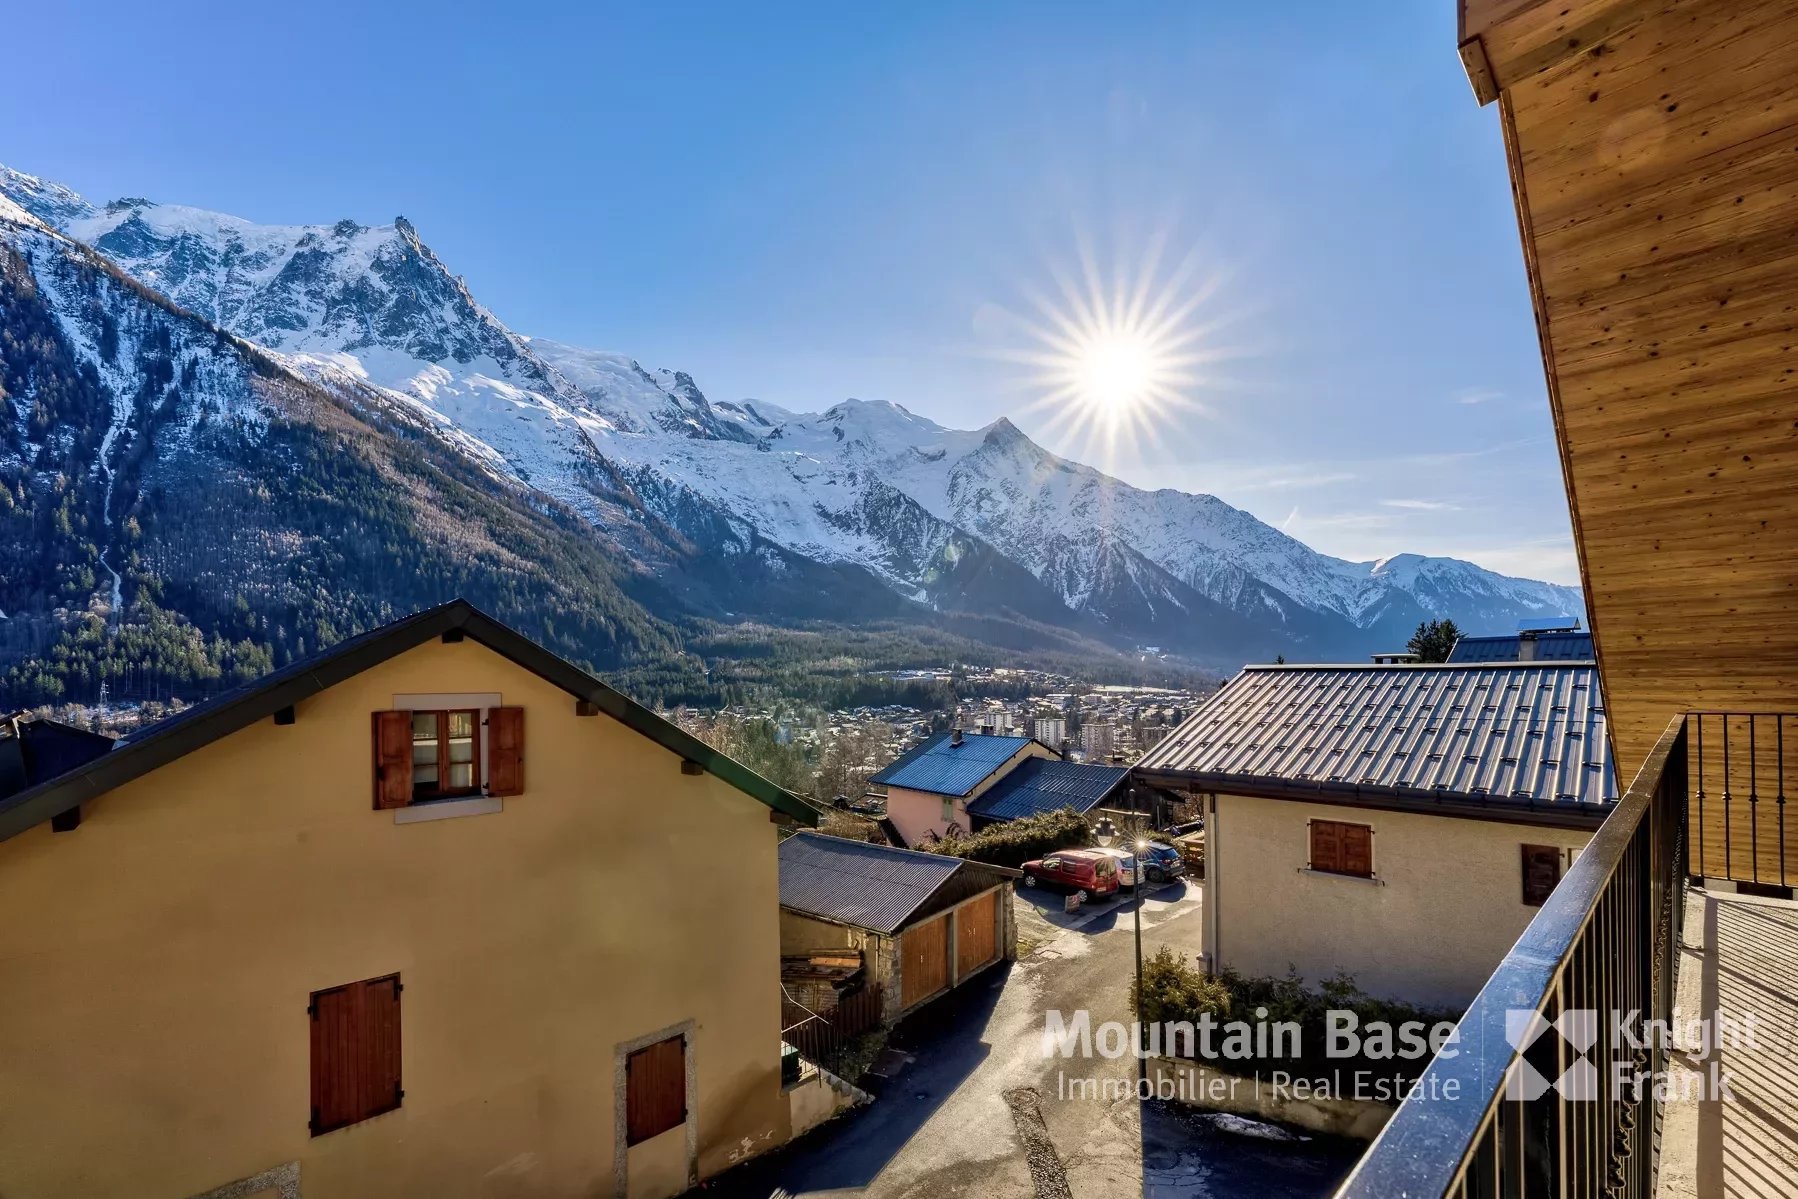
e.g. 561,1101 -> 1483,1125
1447,631 -> 1595,663
778,831 -> 1004,935
966,759 -> 1129,822
1135,662 -> 1617,810
869,731 -> 1034,797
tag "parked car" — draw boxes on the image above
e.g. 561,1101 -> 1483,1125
1020,849 -> 1120,900
1091,846 -> 1139,889
1137,841 -> 1187,884
1163,819 -> 1205,837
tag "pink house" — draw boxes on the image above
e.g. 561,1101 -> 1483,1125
871,729 -> 1059,847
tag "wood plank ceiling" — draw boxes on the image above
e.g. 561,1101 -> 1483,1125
1461,0 -> 1798,794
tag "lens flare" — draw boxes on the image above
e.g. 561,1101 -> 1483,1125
980,230 -> 1242,470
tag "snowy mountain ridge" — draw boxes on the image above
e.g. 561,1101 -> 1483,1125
0,163 -> 1582,663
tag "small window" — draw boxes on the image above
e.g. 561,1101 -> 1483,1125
310,974 -> 402,1136
941,797 -> 954,823
1521,844 -> 1563,906
626,1034 -> 686,1146
371,707 -> 525,810
412,709 -> 482,801
1309,819 -> 1373,878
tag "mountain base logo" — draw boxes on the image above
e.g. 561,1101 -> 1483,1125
1503,1008 -> 1754,1103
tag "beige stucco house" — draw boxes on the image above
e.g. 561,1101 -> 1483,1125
870,729 -> 1057,847
1134,660 -> 1616,1011
0,600 -> 819,1199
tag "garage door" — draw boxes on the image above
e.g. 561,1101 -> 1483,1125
955,890 -> 998,977
900,914 -> 949,1008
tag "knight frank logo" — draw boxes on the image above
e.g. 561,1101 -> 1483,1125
1504,1009 -> 1600,1101
1502,1007 -> 1755,1103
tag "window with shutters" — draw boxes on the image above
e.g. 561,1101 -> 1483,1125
626,1033 -> 687,1146
411,709 -> 481,800
1308,819 -> 1374,878
1521,844 -> 1563,906
310,974 -> 402,1136
372,706 -> 524,809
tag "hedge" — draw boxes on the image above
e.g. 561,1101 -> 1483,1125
921,806 -> 1094,869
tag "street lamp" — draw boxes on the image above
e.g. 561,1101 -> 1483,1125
1093,816 -> 1149,1086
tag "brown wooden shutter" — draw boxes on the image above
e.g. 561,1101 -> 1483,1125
310,975 -> 402,1136
1341,824 -> 1374,878
372,711 -> 413,809
487,706 -> 525,796
1521,844 -> 1563,906
626,1034 -> 686,1145
1309,820 -> 1341,873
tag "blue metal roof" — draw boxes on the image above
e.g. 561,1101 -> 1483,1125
966,759 -> 1129,823
1447,631 -> 1594,663
778,831 -> 965,934
1136,662 -> 1616,809
868,731 -> 1034,797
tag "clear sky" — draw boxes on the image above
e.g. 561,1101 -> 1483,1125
6,0 -> 1578,583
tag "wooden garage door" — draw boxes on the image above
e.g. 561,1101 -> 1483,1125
901,915 -> 949,1008
955,890 -> 998,977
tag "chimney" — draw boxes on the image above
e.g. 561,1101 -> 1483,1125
950,726 -> 964,747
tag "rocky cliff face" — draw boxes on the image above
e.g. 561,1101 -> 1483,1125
0,163 -> 1583,689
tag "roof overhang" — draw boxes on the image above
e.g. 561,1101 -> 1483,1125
0,600 -> 818,841
1459,0 -> 1798,776
1131,767 -> 1612,831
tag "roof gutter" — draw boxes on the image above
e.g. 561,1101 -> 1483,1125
1128,767 -> 1611,831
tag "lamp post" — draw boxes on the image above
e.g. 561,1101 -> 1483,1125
1093,815 -> 1149,1086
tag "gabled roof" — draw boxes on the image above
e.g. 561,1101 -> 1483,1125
777,831 -> 1017,935
1447,631 -> 1595,664
0,600 -> 818,842
966,758 -> 1129,823
869,731 -> 1036,797
1134,662 -> 1616,820
0,714 -> 115,800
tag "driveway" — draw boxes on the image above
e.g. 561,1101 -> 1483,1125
697,883 -> 1362,1198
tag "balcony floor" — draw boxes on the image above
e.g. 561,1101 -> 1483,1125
1658,887 -> 1798,1199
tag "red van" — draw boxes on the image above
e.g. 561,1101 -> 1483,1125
1020,848 -> 1120,900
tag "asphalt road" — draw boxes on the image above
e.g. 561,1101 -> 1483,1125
696,882 -> 1363,1199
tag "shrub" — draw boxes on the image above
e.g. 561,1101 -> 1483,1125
1131,947 -> 1230,1026
1132,962 -> 1462,1089
922,806 -> 1093,869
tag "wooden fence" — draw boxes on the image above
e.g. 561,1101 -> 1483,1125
780,984 -> 885,1066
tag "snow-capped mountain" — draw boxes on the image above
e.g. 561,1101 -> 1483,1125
0,163 -> 1582,671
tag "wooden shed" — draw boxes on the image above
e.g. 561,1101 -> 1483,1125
777,832 -> 1020,1023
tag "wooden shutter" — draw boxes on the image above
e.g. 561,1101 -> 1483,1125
310,974 -> 402,1136
1310,820 -> 1373,878
1341,823 -> 1373,878
1521,844 -> 1563,906
1309,820 -> 1342,873
487,706 -> 525,796
372,711 -> 413,809
626,1034 -> 686,1145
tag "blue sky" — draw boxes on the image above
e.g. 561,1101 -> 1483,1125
8,0 -> 1578,583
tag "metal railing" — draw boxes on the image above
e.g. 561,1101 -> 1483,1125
1335,714 -> 1688,1199
1689,712 -> 1795,889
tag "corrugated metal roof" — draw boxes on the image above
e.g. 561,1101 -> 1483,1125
967,759 -> 1129,822
868,731 -> 1033,797
1447,632 -> 1595,663
1136,663 -> 1616,808
777,831 -> 966,934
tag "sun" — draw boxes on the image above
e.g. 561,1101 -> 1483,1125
979,231 -> 1238,468
1073,330 -> 1161,410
